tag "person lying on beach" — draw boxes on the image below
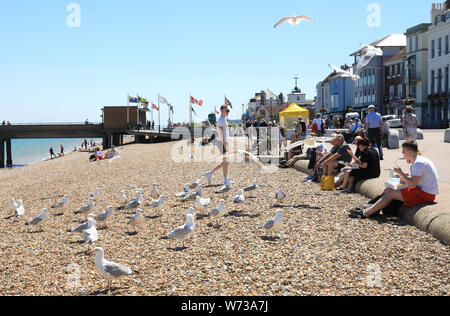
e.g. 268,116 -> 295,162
89,148 -> 104,162
105,146 -> 120,159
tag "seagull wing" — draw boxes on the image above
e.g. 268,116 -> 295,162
274,17 -> 291,28
262,220 -> 275,230
296,15 -> 315,23
103,261 -> 132,278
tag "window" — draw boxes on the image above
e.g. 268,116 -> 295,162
416,36 -> 419,51
439,38 -> 442,56
398,84 -> 403,99
438,68 -> 442,92
431,70 -> 435,93
409,38 -> 413,52
389,66 -> 393,77
446,67 -> 449,92
389,86 -> 395,100
446,35 -> 449,55
432,40 -> 435,58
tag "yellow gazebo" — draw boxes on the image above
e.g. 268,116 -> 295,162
279,103 -> 310,129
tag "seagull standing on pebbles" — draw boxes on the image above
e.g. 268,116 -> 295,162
9,198 -> 18,210
118,190 -> 128,203
150,184 -> 159,200
184,207 -> 196,221
118,192 -> 143,210
87,247 -> 133,290
262,210 -> 284,237
167,214 -> 195,249
128,209 -> 144,233
176,184 -> 191,199
52,195 -> 69,209
95,207 -> 114,228
70,215 -> 96,234
184,185 -> 203,201
243,180 -> 259,192
89,188 -> 100,199
275,189 -> 286,205
195,196 -> 211,210
75,198 -> 95,218
26,208 -> 49,229
83,218 -> 99,246
14,200 -> 25,217
209,200 -> 227,226
233,190 -> 245,204
147,195 -> 166,210
189,178 -> 204,190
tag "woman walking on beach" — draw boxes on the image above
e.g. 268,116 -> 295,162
205,105 -> 232,191
60,145 -> 64,156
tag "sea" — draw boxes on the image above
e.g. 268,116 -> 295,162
1,138 -> 101,168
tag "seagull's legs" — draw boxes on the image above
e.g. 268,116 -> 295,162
107,280 -> 112,290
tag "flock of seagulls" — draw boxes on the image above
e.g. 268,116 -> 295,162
7,175 -> 287,290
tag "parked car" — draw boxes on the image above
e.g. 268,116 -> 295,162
387,118 -> 402,128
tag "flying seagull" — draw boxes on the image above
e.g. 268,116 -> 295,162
328,64 -> 360,82
357,44 -> 383,71
274,15 -> 315,28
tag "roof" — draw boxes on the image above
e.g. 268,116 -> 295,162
280,103 -> 309,115
406,23 -> 431,35
384,47 -> 406,65
350,33 -> 407,56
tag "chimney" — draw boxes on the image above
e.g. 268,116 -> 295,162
431,2 -> 446,23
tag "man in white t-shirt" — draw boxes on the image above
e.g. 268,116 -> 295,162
352,141 -> 439,218
205,105 -> 232,190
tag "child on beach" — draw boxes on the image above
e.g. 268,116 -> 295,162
205,105 -> 232,191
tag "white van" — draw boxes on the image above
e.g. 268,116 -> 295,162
345,112 -> 360,119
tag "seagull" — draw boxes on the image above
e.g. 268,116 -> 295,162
118,192 -> 143,210
195,196 -> 211,210
14,200 -> 25,217
95,207 -> 114,228
87,247 -> 133,290
189,178 -> 204,190
184,185 -> 203,201
9,198 -> 18,210
262,210 -> 284,237
75,198 -> 95,218
70,214 -> 96,234
52,195 -> 69,209
184,207 -> 196,221
274,15 -> 315,28
233,190 -> 245,204
150,184 -> 159,200
243,180 -> 259,192
209,200 -> 227,226
328,64 -> 360,82
357,44 -> 383,70
275,189 -> 286,204
147,195 -> 166,210
26,208 -> 49,229
89,187 -> 100,199
176,184 -> 191,199
118,190 -> 128,204
83,218 -> 99,246
167,214 -> 195,249
128,209 -> 144,233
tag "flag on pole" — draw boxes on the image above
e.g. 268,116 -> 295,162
129,96 -> 138,103
169,104 -> 174,113
225,96 -> 233,108
215,106 -> 219,115
152,103 -> 159,111
159,96 -> 168,104
192,107 -> 197,116
190,96 -> 203,106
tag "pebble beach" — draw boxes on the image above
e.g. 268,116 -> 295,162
0,138 -> 449,296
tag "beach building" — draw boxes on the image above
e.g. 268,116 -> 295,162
383,48 -> 407,117
427,1 -> 450,128
102,106 -> 147,130
350,33 -> 406,117
405,23 -> 431,127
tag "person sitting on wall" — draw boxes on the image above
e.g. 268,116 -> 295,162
316,134 -> 352,177
350,141 -> 439,219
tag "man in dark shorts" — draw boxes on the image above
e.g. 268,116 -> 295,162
49,147 -> 57,159
316,134 -> 352,176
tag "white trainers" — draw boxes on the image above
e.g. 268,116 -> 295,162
216,185 -> 232,194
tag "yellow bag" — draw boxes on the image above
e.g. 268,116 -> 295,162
321,176 -> 335,191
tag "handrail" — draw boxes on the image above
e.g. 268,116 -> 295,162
0,122 -> 103,126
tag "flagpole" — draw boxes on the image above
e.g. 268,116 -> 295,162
158,93 -> 161,133
189,94 -> 193,129
127,94 -> 130,129
151,101 -> 154,130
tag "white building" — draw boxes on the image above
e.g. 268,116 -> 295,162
427,1 -> 450,128
406,23 -> 431,126
315,74 -> 332,114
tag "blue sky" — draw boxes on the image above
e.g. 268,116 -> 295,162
0,0 -> 436,124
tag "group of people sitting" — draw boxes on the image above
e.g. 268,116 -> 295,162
89,146 -> 120,162
283,130 -> 439,219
